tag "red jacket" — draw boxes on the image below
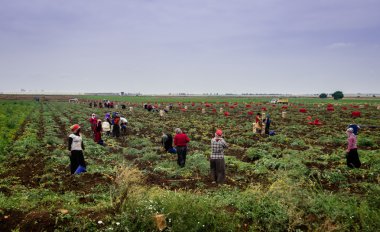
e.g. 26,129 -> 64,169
89,117 -> 97,125
174,133 -> 190,147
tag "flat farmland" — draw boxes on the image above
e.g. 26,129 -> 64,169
0,96 -> 379,231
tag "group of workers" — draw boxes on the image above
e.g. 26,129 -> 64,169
161,128 -> 226,183
67,104 -> 361,184
89,112 -> 128,143
67,112 -> 128,174
254,113 -> 272,135
89,100 -> 129,110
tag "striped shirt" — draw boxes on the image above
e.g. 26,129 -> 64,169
211,138 -> 228,159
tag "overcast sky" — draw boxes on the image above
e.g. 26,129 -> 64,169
1,0 -> 379,94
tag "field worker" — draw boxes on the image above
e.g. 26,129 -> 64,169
105,112 -> 112,125
346,128 -> 361,168
94,119 -> 103,144
102,120 -> 111,136
104,113 -> 112,135
162,132 -> 176,153
112,112 -> 121,137
120,116 -> 128,135
174,128 -> 190,167
89,113 -> 97,132
210,129 -> 228,184
68,124 -> 86,174
147,104 -> 153,112
264,114 -> 271,135
255,113 -> 263,134
348,123 -> 360,135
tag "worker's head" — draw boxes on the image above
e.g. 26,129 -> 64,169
175,128 -> 182,134
215,129 -> 223,138
346,127 -> 354,136
70,124 -> 81,134
91,113 -> 96,118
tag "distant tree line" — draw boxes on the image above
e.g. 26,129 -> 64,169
319,91 -> 344,100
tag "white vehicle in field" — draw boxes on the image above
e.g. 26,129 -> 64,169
270,98 -> 289,104
270,98 -> 278,104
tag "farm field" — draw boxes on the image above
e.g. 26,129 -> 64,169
0,96 -> 380,231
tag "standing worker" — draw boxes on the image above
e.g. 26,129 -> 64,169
346,128 -> 361,168
174,128 -> 190,167
102,119 -> 111,136
102,113 -> 112,136
94,119 -> 103,144
68,124 -> 86,174
89,113 -> 97,132
210,129 -> 228,184
264,114 -> 271,135
112,112 -> 121,137
254,113 -> 263,134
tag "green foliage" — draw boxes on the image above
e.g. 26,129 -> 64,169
319,93 -> 328,98
269,134 -> 289,144
246,147 -> 267,160
332,91 -> 344,100
358,138 -> 375,147
308,192 -> 380,231
235,192 -> 289,231
128,137 -> 153,148
154,153 -> 209,178
290,138 -> 308,148
322,170 -> 347,184
1,99 -> 380,231
140,151 -> 160,162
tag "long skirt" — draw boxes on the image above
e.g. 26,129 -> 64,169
94,131 -> 101,143
70,150 -> 86,174
210,159 -> 225,184
346,149 -> 361,168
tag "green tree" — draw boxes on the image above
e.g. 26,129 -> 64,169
319,93 -> 328,98
332,91 -> 344,100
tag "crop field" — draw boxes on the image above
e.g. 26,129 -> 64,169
0,97 -> 379,231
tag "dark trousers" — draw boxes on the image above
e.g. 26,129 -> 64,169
121,124 -> 127,135
176,146 -> 187,167
210,159 -> 225,184
70,150 -> 86,174
346,149 -> 361,168
113,125 -> 120,137
265,124 -> 270,134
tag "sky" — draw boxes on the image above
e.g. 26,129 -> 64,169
0,0 -> 379,94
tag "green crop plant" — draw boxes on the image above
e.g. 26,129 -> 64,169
245,147 -> 268,161
358,137 -> 375,147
